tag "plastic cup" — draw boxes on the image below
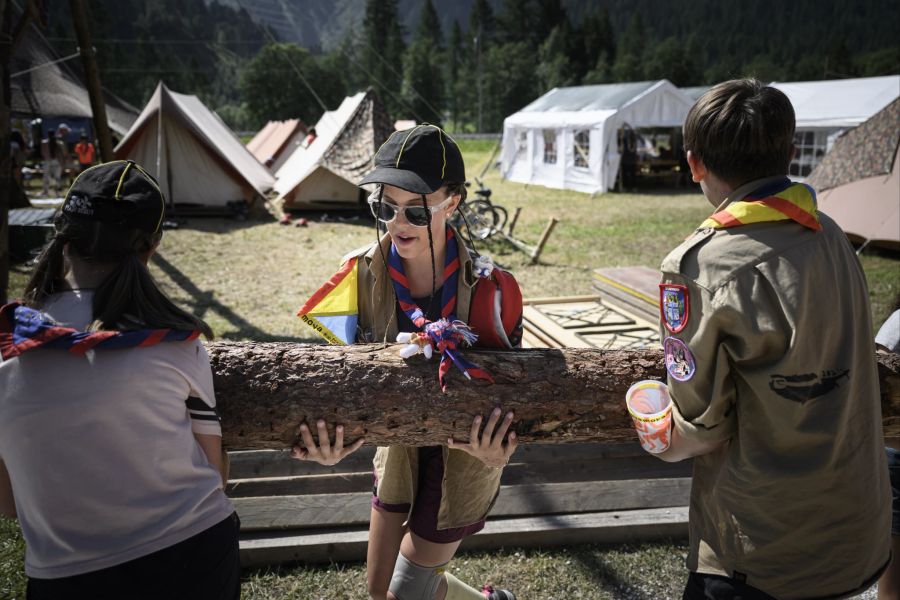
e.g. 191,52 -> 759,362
625,380 -> 673,454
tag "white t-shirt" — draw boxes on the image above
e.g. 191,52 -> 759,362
0,291 -> 234,578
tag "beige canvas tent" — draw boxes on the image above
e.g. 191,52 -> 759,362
274,88 -> 392,210
808,98 -> 900,251
115,82 -> 274,209
246,119 -> 308,172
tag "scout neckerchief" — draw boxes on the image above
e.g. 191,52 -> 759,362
0,302 -> 199,361
387,226 -> 492,391
700,177 -> 822,231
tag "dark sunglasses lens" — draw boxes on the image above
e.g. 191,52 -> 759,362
372,202 -> 397,222
405,207 -> 431,227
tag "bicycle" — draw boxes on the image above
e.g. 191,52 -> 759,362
450,178 -> 508,240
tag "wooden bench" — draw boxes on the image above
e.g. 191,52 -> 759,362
228,442 -> 691,566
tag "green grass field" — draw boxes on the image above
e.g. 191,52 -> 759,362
2,139 -> 895,598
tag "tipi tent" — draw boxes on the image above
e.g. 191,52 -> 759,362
274,88 -> 392,210
11,19 -> 138,137
500,80 -> 695,193
115,82 -> 274,209
246,119 -> 308,172
770,75 -> 899,178
807,97 -> 900,250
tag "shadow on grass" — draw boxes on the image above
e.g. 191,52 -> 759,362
151,252 -> 312,343
571,546 -> 671,600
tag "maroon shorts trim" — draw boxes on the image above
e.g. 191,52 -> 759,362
372,446 -> 486,544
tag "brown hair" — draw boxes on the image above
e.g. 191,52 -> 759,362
683,78 -> 795,187
24,212 -> 213,338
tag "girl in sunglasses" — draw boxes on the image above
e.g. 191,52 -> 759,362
295,125 -> 522,600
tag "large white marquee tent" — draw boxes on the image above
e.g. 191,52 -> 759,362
500,80 -> 695,193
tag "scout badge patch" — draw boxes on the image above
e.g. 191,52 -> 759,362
297,257 -> 359,345
664,337 -> 696,382
0,302 -> 199,360
700,178 -> 821,231
659,284 -> 689,334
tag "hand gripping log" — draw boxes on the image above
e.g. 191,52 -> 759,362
207,342 -> 900,449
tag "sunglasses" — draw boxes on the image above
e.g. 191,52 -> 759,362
367,193 -> 453,227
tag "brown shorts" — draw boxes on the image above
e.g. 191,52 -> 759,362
372,446 -> 486,544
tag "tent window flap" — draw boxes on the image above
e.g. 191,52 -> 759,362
543,129 -> 557,164
574,129 -> 590,168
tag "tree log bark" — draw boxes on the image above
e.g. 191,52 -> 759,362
208,342 -> 900,450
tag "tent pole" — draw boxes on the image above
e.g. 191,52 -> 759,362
69,0 -> 113,161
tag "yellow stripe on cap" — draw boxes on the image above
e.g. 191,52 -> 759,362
396,124 -> 426,168
114,161 -> 134,200
65,159 -> 127,203
431,124 -> 447,180
132,163 -> 166,234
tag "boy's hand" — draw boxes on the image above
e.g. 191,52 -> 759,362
291,420 -> 365,466
448,408 -> 518,469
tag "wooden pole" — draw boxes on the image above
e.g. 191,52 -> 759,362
69,0 -> 113,161
207,342 -> 900,451
506,206 -> 521,236
528,217 -> 558,264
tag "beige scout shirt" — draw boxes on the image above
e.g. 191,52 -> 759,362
659,177 -> 890,598
345,231 -> 503,530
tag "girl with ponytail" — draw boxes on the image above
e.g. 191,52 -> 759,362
0,161 -> 239,599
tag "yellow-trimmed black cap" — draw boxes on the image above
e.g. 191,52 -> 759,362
359,124 -> 465,194
62,160 -> 166,233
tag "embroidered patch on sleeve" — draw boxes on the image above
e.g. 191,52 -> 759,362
664,337 -> 696,382
659,284 -> 689,334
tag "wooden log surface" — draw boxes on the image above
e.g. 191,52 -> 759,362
208,342 -> 900,450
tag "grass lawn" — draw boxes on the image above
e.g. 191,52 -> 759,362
2,139 -> 895,598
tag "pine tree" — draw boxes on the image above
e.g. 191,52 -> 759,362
447,20 -> 466,129
402,0 -> 445,124
612,11 -> 646,82
469,0 -> 496,131
362,0 -> 406,118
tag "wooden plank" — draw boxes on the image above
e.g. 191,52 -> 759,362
228,442 -> 653,480
226,454 -> 692,498
523,305 -> 589,348
592,268 -> 660,323
238,507 -> 690,566
523,294 -> 604,305
228,448 -> 376,479
232,478 -> 692,532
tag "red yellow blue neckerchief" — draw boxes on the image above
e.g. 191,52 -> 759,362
700,178 -> 821,231
0,302 -> 199,361
386,226 -> 493,391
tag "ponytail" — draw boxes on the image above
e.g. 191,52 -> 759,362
23,212 -> 214,339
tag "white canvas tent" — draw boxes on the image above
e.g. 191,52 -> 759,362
500,80 -> 695,193
114,82 -> 274,208
274,88 -> 392,210
770,75 -> 900,178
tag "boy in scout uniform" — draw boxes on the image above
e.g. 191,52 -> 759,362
644,79 -> 890,598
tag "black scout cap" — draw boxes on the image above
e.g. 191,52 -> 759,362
62,160 -> 166,233
359,124 -> 466,194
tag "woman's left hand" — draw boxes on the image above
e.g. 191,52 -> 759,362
448,408 -> 518,469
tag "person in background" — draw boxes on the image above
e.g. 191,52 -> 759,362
304,127 -> 317,148
40,128 -> 66,196
74,134 -> 96,173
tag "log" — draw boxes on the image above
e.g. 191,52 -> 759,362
208,342 -> 900,450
